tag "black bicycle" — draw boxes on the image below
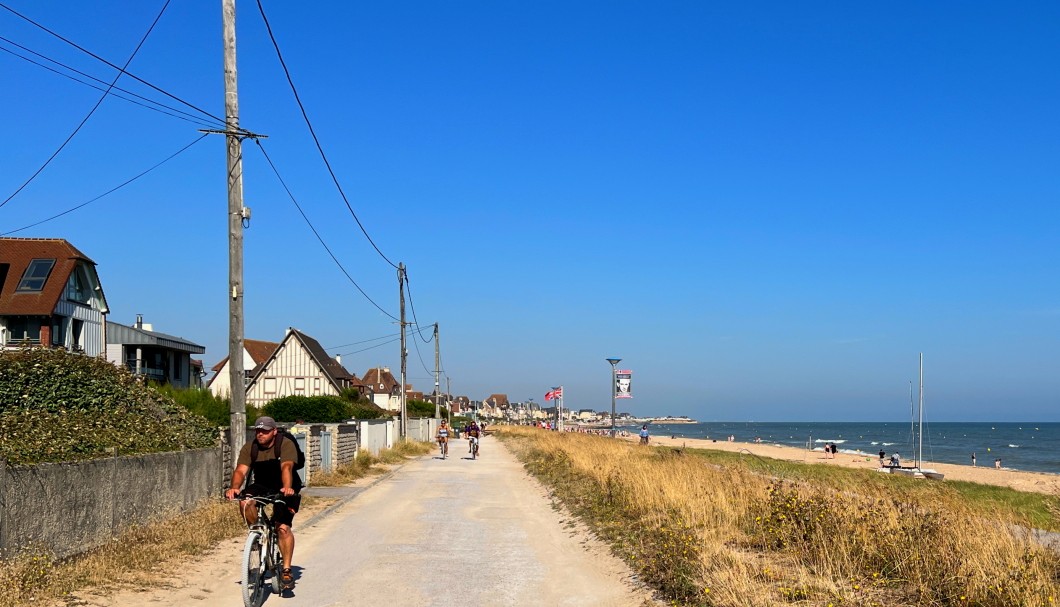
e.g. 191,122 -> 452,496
237,493 -> 287,607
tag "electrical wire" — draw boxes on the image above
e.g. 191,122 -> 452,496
0,35 -> 224,129
1,133 -> 208,236
254,0 -> 398,270
335,336 -> 401,357
403,273 -> 435,343
325,332 -> 400,351
253,140 -> 399,322
0,2 -> 227,128
0,0 -> 172,211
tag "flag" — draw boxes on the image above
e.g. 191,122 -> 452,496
545,387 -> 563,401
615,370 -> 632,399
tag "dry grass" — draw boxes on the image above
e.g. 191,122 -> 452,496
0,442 -> 433,607
499,426 -> 1060,607
310,439 -> 434,486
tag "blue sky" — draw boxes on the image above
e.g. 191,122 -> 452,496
1,1 -> 1058,421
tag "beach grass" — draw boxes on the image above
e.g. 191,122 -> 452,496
498,426 -> 1060,607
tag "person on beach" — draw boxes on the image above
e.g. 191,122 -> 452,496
878,449 -> 886,467
995,458 -> 1002,469
639,425 -> 649,445
971,452 -> 976,467
830,443 -> 838,458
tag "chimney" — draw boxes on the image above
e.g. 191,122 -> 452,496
335,354 -> 342,365
135,314 -> 143,329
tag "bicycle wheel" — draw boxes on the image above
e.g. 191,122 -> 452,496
241,530 -> 266,607
268,531 -> 283,594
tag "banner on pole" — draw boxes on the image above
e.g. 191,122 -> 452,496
615,370 -> 632,399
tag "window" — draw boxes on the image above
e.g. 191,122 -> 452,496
313,378 -> 320,393
6,318 -> 41,343
16,259 -> 55,292
66,270 -> 89,303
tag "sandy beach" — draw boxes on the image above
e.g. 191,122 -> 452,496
631,434 -> 1060,496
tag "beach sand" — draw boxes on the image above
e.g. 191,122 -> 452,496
632,434 -> 1060,496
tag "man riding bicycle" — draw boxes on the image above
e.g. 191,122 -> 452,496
225,417 -> 301,591
467,421 -> 481,457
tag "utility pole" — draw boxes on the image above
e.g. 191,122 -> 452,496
433,323 -> 440,418
223,0 -> 246,457
398,263 -> 407,439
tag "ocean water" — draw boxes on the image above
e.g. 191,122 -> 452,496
627,421 -> 1060,475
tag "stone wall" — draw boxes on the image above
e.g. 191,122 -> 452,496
0,447 -> 222,559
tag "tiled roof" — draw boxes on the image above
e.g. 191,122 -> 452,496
362,367 -> 399,391
290,329 -> 362,387
209,339 -> 280,372
0,238 -> 100,316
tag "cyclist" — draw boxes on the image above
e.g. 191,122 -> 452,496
436,420 -> 450,458
467,421 -> 481,457
225,416 -> 301,591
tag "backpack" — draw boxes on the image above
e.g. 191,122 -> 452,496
251,428 -> 306,470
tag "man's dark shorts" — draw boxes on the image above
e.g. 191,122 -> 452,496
244,483 -> 301,528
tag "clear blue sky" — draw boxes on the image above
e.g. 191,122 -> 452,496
2,1 -> 1058,421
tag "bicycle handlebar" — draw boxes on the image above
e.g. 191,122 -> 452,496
234,492 -> 287,506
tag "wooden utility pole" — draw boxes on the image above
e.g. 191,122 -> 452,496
433,323 -> 440,418
398,263 -> 407,438
223,0 -> 246,457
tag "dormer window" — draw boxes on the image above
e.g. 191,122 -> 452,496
17,259 -> 55,292
66,269 -> 89,303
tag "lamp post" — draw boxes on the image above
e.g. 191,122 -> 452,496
552,385 -> 562,431
606,357 -> 621,437
527,397 -> 535,425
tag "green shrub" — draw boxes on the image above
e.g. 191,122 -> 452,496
406,398 -> 448,418
346,400 -> 390,420
0,347 -> 216,464
150,384 -> 230,427
263,395 -> 350,423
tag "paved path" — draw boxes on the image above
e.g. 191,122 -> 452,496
90,437 -> 656,607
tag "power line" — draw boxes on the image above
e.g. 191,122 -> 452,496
0,0 -> 172,211
0,2 -> 227,128
335,336 -> 401,357
0,35 -> 224,129
253,140 -> 399,322
403,273 -> 434,343
1,133 -> 208,236
325,332 -> 399,351
254,0 -> 398,270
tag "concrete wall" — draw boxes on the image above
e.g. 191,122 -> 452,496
0,447 -> 222,559
407,418 -> 440,443
357,419 -> 394,454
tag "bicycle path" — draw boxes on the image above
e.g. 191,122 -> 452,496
85,437 -> 659,607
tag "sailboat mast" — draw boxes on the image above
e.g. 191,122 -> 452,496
918,353 -> 924,469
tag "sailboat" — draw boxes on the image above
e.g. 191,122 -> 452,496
878,354 -> 945,481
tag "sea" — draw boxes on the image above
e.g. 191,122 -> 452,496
622,421 -> 1060,475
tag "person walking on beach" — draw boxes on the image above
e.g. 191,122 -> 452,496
971,452 -> 976,467
995,458 -> 1002,469
639,425 -> 649,445
878,449 -> 886,467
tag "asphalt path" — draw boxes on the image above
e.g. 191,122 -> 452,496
91,436 -> 656,607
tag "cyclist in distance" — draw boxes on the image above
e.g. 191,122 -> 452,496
436,419 -> 450,458
467,421 -> 481,457
225,416 -> 301,591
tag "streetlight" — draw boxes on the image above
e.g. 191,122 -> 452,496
606,357 -> 621,437
552,385 -> 562,431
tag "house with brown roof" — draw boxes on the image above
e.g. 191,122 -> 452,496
0,238 -> 109,355
207,338 -> 280,398
245,328 -> 365,408
362,366 -> 400,411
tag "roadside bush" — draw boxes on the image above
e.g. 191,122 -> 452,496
150,384 -> 229,427
0,347 -> 216,464
263,395 -> 349,423
406,398 -> 448,418
347,400 -> 389,420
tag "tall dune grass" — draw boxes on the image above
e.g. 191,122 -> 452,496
499,427 -> 1060,607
